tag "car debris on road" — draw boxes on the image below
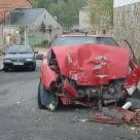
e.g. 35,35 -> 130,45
89,105 -> 140,126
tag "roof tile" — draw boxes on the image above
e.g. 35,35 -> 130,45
0,0 -> 32,8
0,0 -> 32,22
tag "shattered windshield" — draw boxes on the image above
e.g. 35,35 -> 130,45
52,36 -> 118,46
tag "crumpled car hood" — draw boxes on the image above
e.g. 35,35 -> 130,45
52,43 -> 130,86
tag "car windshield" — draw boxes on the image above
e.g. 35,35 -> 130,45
52,36 -> 118,46
7,46 -> 33,54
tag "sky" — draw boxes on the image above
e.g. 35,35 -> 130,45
114,0 -> 140,7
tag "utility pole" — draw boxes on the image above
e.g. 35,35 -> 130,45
0,11 -> 3,45
2,25 -> 3,45
24,26 -> 27,45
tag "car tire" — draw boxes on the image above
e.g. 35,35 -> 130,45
38,82 -> 58,111
31,64 -> 36,71
32,66 -> 36,71
38,82 -> 46,109
3,66 -> 9,72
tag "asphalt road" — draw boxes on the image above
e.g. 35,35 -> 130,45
0,62 -> 138,140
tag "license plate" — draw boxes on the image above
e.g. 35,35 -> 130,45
13,62 -> 24,65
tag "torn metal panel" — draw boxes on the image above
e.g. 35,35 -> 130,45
115,108 -> 135,123
40,59 -> 58,89
89,107 -> 135,125
63,81 -> 78,99
124,61 -> 140,95
102,107 -> 124,120
89,114 -> 124,125
60,81 -> 79,105
52,43 -> 130,86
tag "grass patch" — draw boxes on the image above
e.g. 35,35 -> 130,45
32,40 -> 51,49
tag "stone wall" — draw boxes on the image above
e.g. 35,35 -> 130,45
114,2 -> 140,60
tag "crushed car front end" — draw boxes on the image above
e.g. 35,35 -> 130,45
38,37 -> 140,111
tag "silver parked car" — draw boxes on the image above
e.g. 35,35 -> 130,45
3,45 -> 36,71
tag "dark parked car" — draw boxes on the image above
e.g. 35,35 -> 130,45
3,45 -> 36,71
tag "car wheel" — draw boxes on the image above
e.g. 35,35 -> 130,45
38,82 -> 46,109
30,65 -> 36,71
3,66 -> 9,72
32,66 -> 36,71
38,82 -> 58,111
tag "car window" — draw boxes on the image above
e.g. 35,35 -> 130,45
7,47 -> 18,54
7,46 -> 33,54
18,47 -> 33,54
95,37 -> 118,46
52,36 -> 118,47
52,36 -> 96,46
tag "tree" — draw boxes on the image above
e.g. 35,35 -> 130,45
87,0 -> 113,30
31,0 -> 87,28
18,26 -> 25,45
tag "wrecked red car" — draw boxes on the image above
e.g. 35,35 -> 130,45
38,34 -> 140,111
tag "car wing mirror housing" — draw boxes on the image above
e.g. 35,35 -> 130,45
36,54 -> 44,60
34,51 -> 38,54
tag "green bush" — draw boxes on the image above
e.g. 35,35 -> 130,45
33,39 -> 50,48
42,40 -> 48,46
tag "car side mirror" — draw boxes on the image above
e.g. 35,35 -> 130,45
34,51 -> 38,54
2,52 -> 5,55
36,54 -> 44,60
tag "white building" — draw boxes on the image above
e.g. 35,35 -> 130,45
4,8 -> 63,45
114,0 -> 140,7
79,6 -> 92,31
